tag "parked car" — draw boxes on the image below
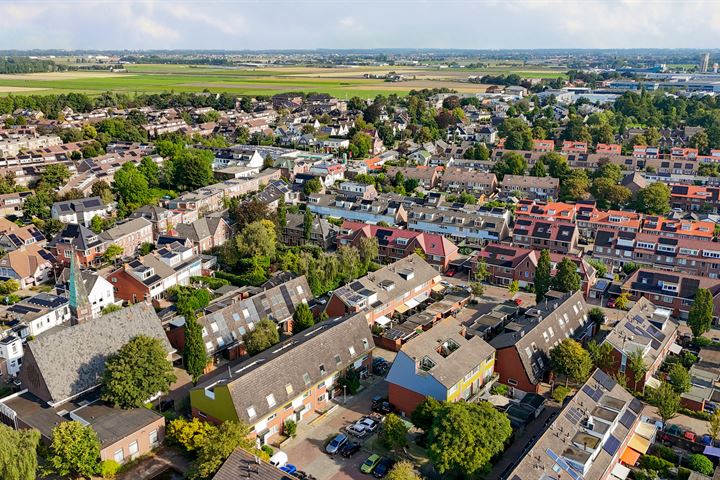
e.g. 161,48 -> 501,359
326,433 -> 348,455
445,269 -> 456,277
269,451 -> 288,468
702,434 -> 713,446
373,458 -> 395,478
371,398 -> 396,415
684,431 -> 697,442
280,464 -> 297,475
340,442 -> 362,458
357,416 -> 380,432
360,454 -> 382,474
607,298 -> 617,308
347,424 -> 369,438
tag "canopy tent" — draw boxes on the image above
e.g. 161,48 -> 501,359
635,422 -> 658,442
669,343 -> 683,355
413,292 -> 430,304
611,463 -> 631,480
394,304 -> 410,314
404,298 -> 420,309
432,284 -> 445,292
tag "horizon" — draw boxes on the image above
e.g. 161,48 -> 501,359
2,0 -> 720,51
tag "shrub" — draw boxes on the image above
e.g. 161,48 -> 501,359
639,454 -> 673,474
688,454 -> 714,476
652,444 -> 677,464
491,384 -> 509,396
678,467 -> 692,480
552,386 -> 571,403
98,460 -> 121,479
284,420 -> 297,438
261,445 -> 274,457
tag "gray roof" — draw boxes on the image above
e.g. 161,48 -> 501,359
174,217 -> 226,242
284,213 -> 337,240
53,196 -> 106,214
196,312 -> 374,423
19,302 -> 173,405
100,217 -> 152,241
213,448 -> 287,480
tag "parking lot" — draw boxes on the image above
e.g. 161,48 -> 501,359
281,353 -> 396,480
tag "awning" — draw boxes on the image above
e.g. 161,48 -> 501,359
432,284 -> 445,292
611,463 -> 631,480
620,447 -> 641,466
635,422 -> 657,441
670,343 -> 683,355
394,304 -> 410,314
404,298 -> 419,309
413,293 -> 430,304
705,446 -> 720,458
628,434 -> 651,454
645,376 -> 662,390
375,315 -> 391,326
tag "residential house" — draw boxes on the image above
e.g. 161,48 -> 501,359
338,221 -> 459,272
0,243 -> 55,288
190,313 -> 374,445
51,196 -> 113,227
489,291 -> 595,394
476,125 -> 497,144
669,184 -> 720,213
307,193 -> 408,226
3,303 -> 172,464
561,141 -> 588,154
5,293 -> 70,337
56,269 -> 116,319
129,205 -> 190,239
440,168 -> 497,196
622,268 -> 720,321
407,205 -> 512,245
386,166 -> 442,190
0,191 -> 31,217
0,333 -> 23,376
281,213 -> 338,250
47,224 -> 106,267
501,175 -> 560,200
515,200 -> 576,223
325,254 -> 440,326
0,218 -> 45,252
213,448 -> 288,480
507,369 -> 647,480
596,143 -> 623,155
107,243 -> 202,304
386,319 -> 496,415
337,181 -> 378,200
513,218 -> 579,254
601,298 -> 678,391
174,217 -> 232,254
99,218 -> 154,258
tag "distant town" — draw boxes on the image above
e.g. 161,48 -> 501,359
3,48 -> 720,480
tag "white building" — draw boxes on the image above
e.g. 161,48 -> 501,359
0,334 -> 23,377
7,293 -> 71,337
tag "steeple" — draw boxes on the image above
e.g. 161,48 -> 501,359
69,253 -> 92,325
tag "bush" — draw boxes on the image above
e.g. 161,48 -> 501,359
98,460 -> 121,479
191,275 -> 230,290
552,386 -> 571,403
652,444 -> 677,464
688,454 -> 714,475
284,420 -> 297,438
491,384 -> 509,396
261,445 -> 274,457
639,455 -> 673,474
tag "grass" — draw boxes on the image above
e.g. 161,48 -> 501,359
0,63 -> 568,98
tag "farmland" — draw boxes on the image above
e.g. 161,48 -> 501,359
0,64 -> 567,98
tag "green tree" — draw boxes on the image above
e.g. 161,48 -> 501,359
535,249 -> 552,302
591,177 -> 632,209
138,156 -> 160,187
614,292 -> 631,310
588,340 -> 616,371
543,152 -> 571,180
292,302 -> 315,334
233,198 -> 269,228
243,318 -> 279,355
235,220 -> 277,259
552,257 -> 581,293
491,151 -> 527,181
303,208 -> 314,241
90,215 -> 105,234
469,282 -> 484,297
508,280 -> 519,296
194,421 -> 261,479
383,414 -> 409,451
427,402 -> 512,476
530,159 -> 546,177
47,421 -> 100,478
0,424 -> 40,480
635,183 -> 671,215
587,259 -> 607,278
560,169 -> 591,201
167,417 -> 215,453
411,397 -> 442,432
184,314 -> 208,385
688,454 -> 714,476
689,288 -> 714,337
174,149 -> 214,190
358,237 -> 379,270
276,200 -> 287,230
91,180 -> 114,204
102,244 -> 123,263
112,162 -> 151,208
708,410 -> 720,443
101,335 -> 176,409
627,349 -> 648,392
39,164 -> 71,189
668,363 -> 691,394
100,304 -> 121,315
303,177 -> 323,196
550,339 -> 592,385
139,242 -> 154,256
386,461 -> 421,480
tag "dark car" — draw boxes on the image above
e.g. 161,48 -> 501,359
340,441 -> 361,458
371,400 -> 396,415
373,458 -> 395,478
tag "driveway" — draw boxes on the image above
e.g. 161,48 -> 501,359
282,372 -> 392,480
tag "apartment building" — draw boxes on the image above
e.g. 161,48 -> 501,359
515,200 -> 576,223
307,193 -> 408,226
513,218 -> 579,254
281,213 -> 338,250
386,166 -> 442,190
51,196 -> 113,227
501,175 -> 560,200
439,167 -> 497,196
407,205 -> 511,244
99,218 -> 154,258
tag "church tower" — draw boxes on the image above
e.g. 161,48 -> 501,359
69,253 -> 92,325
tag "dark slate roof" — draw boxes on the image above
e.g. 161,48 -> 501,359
53,196 -> 105,213
213,448 -> 287,480
19,302 -> 173,405
48,223 -> 104,251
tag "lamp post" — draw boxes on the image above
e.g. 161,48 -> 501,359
343,385 -> 347,405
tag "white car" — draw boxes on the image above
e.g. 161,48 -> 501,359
346,424 -> 369,437
269,451 -> 288,468
357,417 -> 379,432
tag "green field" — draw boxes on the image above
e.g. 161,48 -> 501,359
0,64 -> 567,98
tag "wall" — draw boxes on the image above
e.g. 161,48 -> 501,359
190,384 -> 240,424
100,416 -> 165,464
494,347 -> 538,394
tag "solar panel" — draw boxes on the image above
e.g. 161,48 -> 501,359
650,339 -> 661,351
593,369 -> 617,391
629,398 -> 643,414
546,449 -> 583,480
620,410 -> 637,429
565,407 -> 584,425
603,435 -> 621,456
581,385 -> 595,398
590,388 -> 603,403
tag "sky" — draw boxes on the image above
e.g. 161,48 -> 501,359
1,0 -> 720,51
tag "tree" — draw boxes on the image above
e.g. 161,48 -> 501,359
101,335 -> 176,409
588,307 -> 605,326
292,302 -> 315,334
530,159 -> 546,177
0,423 -> 40,480
243,318 -> 279,355
552,257 -> 581,293
544,152 -> 571,180
349,131 -> 373,158
303,208 -> 314,241
184,314 -> 208,385
235,220 -> 277,259
383,414 -> 409,451
100,304 -> 121,315
469,282 -> 484,297
627,349 -> 648,392
386,461 -> 421,480
91,180 -> 114,204
708,410 -> 720,443
47,421 -> 100,478
688,454 -> 714,476
167,417 -> 215,453
234,198 -> 269,228
303,177 -> 323,196
90,215 -> 105,234
39,164 -> 71,189
587,259 -> 607,278
560,169 -> 591,201
113,162 -> 151,208
174,149 -> 214,190
689,288 -> 714,337
359,237 -> 379,270
138,156 -> 160,187
614,292 -> 631,310
102,244 -> 123,263
535,249 -> 552,302
635,183 -> 671,215
276,200 -> 286,230
491,152 -> 527,181
427,401 -> 512,476
592,177 -> 631,209
550,339 -> 592,386
139,242 -> 154,256
411,397 -> 442,432
508,280 -> 519,296
668,363 -> 691,394
195,421 -> 260,479
588,340 -> 616,371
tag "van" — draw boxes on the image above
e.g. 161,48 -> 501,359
269,451 -> 288,468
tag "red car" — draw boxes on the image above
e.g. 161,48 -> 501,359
445,269 -> 456,277
514,298 -> 523,306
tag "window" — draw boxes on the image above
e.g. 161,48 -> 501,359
128,441 -> 139,458
508,378 -> 518,386
362,338 -> 369,350
114,449 -> 124,463
548,327 -> 555,337
149,430 -> 159,447
285,384 -> 294,395
525,347 -> 533,358
266,394 -> 276,408
210,323 -> 219,333
205,341 -> 213,351
319,364 -> 326,376
334,355 -> 342,367
247,321 -> 255,331
348,346 -> 356,356
303,372 -> 311,386
247,406 -> 257,418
